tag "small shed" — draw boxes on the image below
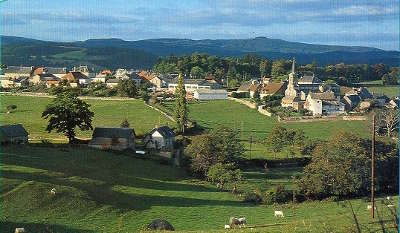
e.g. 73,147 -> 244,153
0,124 -> 29,144
144,126 -> 175,151
89,127 -> 135,151
193,89 -> 228,100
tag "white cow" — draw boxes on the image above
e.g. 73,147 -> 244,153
229,217 -> 246,228
387,204 -> 395,208
367,205 -> 376,210
224,224 -> 231,229
274,211 -> 284,218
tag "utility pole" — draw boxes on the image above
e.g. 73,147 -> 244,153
371,113 -> 375,219
249,133 -> 253,160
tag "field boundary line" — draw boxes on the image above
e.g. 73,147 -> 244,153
144,102 -> 176,122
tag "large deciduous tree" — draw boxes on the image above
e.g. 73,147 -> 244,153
42,91 -> 94,143
174,74 -> 188,133
376,109 -> 399,137
186,127 -> 244,176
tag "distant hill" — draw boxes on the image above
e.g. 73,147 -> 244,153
1,35 -> 399,69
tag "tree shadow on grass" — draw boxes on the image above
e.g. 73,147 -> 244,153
2,169 -> 244,212
1,221 -> 94,233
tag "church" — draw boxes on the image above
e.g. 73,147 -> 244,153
281,58 -> 345,116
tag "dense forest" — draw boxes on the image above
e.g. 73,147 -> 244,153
153,53 -> 399,87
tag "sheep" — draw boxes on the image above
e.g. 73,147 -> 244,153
224,224 -> 231,229
367,205 -> 376,210
15,228 -> 25,233
386,196 -> 391,200
387,204 -> 395,208
229,217 -> 246,228
274,210 -> 284,218
50,188 -> 56,195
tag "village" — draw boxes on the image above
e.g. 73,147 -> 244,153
1,58 -> 398,120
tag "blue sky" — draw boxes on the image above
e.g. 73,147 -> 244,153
1,0 -> 399,50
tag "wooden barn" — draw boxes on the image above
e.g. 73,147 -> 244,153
89,127 -> 135,151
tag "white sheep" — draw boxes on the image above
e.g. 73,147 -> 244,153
274,210 -> 284,218
15,228 -> 25,233
50,188 -> 56,195
224,224 -> 231,229
387,204 -> 395,208
367,205 -> 376,210
386,196 -> 391,200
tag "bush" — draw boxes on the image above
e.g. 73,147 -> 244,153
264,185 -> 292,204
231,92 -> 249,98
243,189 -> 263,204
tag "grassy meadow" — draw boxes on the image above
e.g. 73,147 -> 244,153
162,100 -> 370,159
1,95 -> 370,159
1,145 -> 397,233
0,95 -> 173,141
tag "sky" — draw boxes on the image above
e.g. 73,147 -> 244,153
1,0 -> 399,50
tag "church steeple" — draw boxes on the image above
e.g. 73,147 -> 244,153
291,57 -> 296,74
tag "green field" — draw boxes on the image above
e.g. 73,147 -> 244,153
162,100 -> 370,159
1,146 -> 397,233
0,95 -> 173,141
1,95 -> 370,159
366,86 -> 398,98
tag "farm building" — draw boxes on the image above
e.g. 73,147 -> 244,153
0,124 -> 29,144
193,89 -> 228,100
89,127 -> 135,151
143,126 -> 175,151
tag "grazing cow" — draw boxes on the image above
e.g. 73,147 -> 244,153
367,205 -> 376,210
387,204 -> 395,208
274,211 -> 284,218
229,217 -> 246,228
15,228 -> 25,233
224,224 -> 231,229
50,188 -> 56,195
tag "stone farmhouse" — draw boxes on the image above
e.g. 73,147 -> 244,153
143,126 -> 175,151
89,127 -> 135,151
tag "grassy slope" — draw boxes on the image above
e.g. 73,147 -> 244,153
0,95 -> 174,141
367,86 -> 398,98
1,146 -> 397,233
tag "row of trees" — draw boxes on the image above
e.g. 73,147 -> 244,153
153,53 -> 398,85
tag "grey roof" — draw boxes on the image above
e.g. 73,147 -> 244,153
150,126 -> 175,138
4,66 -> 33,74
298,75 -> 322,84
309,91 -> 336,100
46,67 -> 67,74
358,87 -> 373,99
92,127 -> 135,139
0,124 -> 28,138
343,94 -> 361,107
237,81 -> 251,92
39,73 -> 60,81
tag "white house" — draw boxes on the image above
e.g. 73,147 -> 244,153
168,78 -> 221,93
143,126 -> 175,151
193,89 -> 228,100
305,92 -> 345,116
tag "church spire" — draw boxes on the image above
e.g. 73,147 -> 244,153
291,57 -> 296,74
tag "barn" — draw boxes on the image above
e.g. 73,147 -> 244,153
193,89 -> 228,100
89,127 -> 135,151
0,124 -> 29,144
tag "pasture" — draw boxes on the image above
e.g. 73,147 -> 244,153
1,145 -> 397,233
0,95 -> 173,141
162,100 -> 370,159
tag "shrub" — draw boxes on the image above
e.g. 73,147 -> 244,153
243,189 -> 263,204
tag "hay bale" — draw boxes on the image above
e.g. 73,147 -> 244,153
147,219 -> 174,231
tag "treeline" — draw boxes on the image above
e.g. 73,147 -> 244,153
153,53 -> 399,86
